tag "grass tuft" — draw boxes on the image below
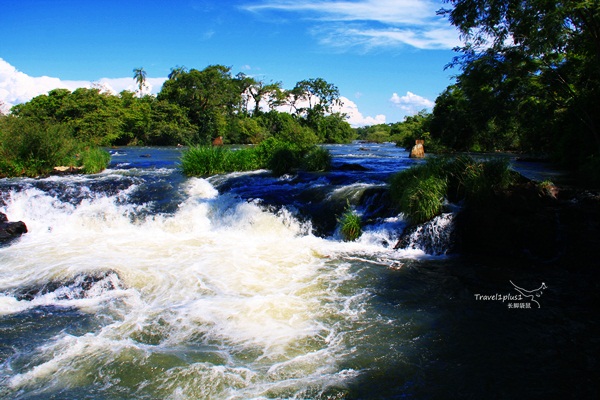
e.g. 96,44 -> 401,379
338,202 -> 362,241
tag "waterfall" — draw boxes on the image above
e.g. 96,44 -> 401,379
395,213 -> 456,256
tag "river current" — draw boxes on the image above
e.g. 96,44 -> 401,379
0,143 -> 597,399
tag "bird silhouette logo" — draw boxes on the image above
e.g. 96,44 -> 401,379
510,281 -> 547,308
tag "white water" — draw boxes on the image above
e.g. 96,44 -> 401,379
0,176 -> 424,398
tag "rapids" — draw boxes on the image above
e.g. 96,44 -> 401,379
0,143 -> 597,399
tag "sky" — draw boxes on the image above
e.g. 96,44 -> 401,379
0,0 -> 462,126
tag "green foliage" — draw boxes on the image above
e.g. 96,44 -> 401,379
0,116 -> 108,177
158,65 -> 240,144
302,146 -> 332,172
338,202 -> 362,241
77,147 -> 111,174
397,175 -> 447,224
7,63 -> 353,150
180,146 -> 230,176
315,113 -> 356,144
181,138 -> 331,177
435,0 -> 600,180
389,156 -> 517,223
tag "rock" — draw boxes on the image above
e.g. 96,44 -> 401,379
337,163 -> 370,171
0,212 -> 28,242
53,166 -> 84,175
409,140 -> 425,158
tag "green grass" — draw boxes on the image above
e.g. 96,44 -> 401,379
389,156 -> 517,223
338,203 -> 362,241
77,147 -> 111,174
181,139 -> 332,177
398,175 -> 447,224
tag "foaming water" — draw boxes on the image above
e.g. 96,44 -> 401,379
2,145 -> 590,399
0,173 -> 412,398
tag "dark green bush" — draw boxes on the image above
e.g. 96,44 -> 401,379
0,116 -> 94,177
302,146 -> 332,172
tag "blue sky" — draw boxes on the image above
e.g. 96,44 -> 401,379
0,0 -> 461,126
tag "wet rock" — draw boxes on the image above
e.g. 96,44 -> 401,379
336,163 -> 370,171
0,212 -> 27,242
12,270 -> 122,301
409,140 -> 425,158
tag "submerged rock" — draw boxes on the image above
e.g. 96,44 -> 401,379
0,212 -> 27,242
12,270 -> 122,301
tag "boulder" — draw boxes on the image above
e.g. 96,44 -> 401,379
0,212 -> 27,242
409,140 -> 425,158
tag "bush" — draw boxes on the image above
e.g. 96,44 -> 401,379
302,146 -> 332,172
338,203 -> 362,241
180,139 -> 332,177
0,117 -> 78,177
224,147 -> 261,172
180,146 -> 228,176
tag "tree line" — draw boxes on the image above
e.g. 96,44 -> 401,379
0,66 -> 355,176
4,65 -> 355,148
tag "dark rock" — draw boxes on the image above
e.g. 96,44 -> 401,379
0,212 -> 28,242
337,163 -> 370,171
453,182 -> 600,267
12,270 -> 122,301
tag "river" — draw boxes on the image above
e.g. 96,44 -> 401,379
0,143 -> 597,399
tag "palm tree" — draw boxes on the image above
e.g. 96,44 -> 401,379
133,67 -> 147,96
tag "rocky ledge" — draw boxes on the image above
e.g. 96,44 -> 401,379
0,212 -> 28,243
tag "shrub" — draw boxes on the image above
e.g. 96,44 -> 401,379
180,146 -> 227,176
224,147 -> 261,172
0,117 -> 79,177
302,146 -> 332,172
338,203 -> 362,241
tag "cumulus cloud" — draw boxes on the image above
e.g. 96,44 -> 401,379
0,58 -> 166,112
335,96 -> 386,127
389,91 -> 434,115
0,58 -> 89,112
243,0 -> 460,50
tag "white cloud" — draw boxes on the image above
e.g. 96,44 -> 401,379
0,58 -> 89,112
389,91 -> 434,115
335,96 -> 386,127
243,0 -> 460,50
0,58 -> 166,112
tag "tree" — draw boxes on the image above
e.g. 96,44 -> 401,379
439,0 -> 600,173
158,65 -> 241,144
290,78 -> 341,119
133,67 -> 147,97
